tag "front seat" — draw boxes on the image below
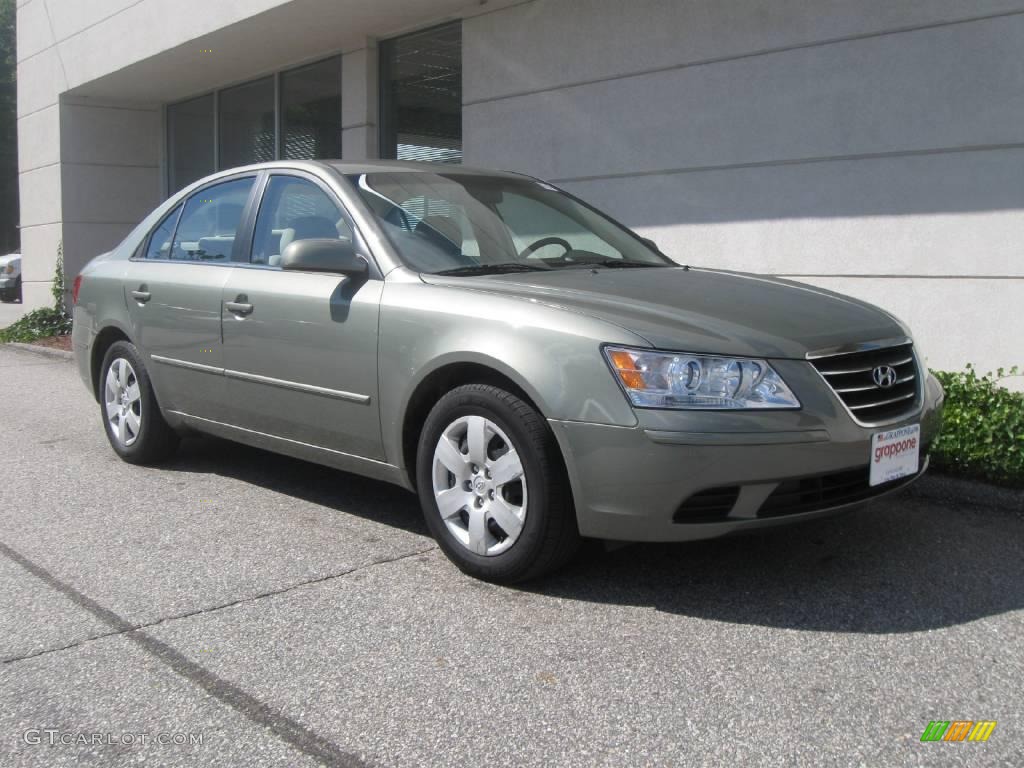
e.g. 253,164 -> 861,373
272,216 -> 342,266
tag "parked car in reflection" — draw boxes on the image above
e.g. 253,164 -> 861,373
0,252 -> 21,302
71,161 -> 944,582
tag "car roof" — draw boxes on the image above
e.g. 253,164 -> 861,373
322,159 -> 528,179
187,159 -> 529,182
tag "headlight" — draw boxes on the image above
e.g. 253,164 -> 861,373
604,346 -> 801,410
3,264 -> 12,274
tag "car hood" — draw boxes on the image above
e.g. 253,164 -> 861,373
421,267 -> 905,359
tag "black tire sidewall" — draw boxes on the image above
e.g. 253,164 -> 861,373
416,386 -> 567,581
99,341 -> 175,463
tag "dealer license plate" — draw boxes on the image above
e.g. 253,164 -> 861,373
870,424 -> 920,487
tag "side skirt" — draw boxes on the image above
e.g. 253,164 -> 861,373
166,410 -> 412,490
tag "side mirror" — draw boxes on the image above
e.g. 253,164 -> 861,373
281,238 -> 368,278
640,236 -> 660,252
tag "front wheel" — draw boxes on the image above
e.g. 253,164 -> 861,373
99,341 -> 179,464
416,384 -> 580,583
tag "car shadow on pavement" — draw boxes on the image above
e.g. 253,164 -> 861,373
155,437 -> 1021,634
522,488 -> 1024,634
159,436 -> 428,536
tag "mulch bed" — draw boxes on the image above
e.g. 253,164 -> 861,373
29,335 -> 72,352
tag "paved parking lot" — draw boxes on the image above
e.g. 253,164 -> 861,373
0,298 -> 26,328
0,344 -> 1021,766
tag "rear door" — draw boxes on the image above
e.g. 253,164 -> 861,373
220,171 -> 385,460
125,173 -> 257,417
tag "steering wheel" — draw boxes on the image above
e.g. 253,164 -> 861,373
518,236 -> 572,260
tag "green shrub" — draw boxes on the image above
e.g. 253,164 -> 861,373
930,365 -> 1024,487
0,240 -> 72,343
0,306 -> 72,342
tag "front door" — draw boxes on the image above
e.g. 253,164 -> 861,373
220,173 -> 384,460
125,175 -> 256,417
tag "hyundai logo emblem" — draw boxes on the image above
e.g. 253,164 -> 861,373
872,365 -> 898,389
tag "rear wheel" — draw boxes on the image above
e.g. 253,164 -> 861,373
416,384 -> 580,583
99,341 -> 179,464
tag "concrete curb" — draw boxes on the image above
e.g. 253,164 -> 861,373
5,342 -> 74,361
910,472 -> 1023,513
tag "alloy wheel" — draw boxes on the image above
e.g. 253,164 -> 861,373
104,357 -> 142,447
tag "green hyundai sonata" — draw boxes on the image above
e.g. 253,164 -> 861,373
71,160 -> 944,582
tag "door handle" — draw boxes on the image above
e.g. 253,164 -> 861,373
131,286 -> 151,303
225,298 -> 253,316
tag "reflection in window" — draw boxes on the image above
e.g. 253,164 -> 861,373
281,58 -> 342,160
167,95 -> 214,193
251,176 -> 348,266
170,177 -> 255,262
379,22 -> 462,163
218,77 -> 275,169
143,205 -> 182,259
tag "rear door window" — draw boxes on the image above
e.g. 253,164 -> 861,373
170,177 -> 256,262
141,204 -> 182,260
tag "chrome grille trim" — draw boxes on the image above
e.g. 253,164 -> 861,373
807,339 -> 922,427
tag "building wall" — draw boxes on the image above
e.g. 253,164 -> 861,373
15,0 -> 499,308
14,0 -> 1024,376
16,0 -> 294,309
464,0 -> 1024,374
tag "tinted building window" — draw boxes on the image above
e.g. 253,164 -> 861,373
281,58 -> 342,160
167,95 -> 214,193
219,77 -> 275,169
379,22 -> 462,163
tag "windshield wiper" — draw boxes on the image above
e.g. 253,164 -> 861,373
434,262 -> 549,276
549,257 -> 666,269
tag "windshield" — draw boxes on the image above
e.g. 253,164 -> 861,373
347,172 -> 673,275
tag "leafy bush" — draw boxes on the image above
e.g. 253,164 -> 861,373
0,240 -> 72,343
0,305 -> 71,342
930,365 -> 1024,487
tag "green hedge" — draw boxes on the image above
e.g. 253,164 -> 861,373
930,366 -> 1024,488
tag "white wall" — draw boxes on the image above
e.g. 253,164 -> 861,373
463,0 -> 1024,374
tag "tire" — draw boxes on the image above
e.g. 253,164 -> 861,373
416,384 -> 580,583
99,340 -> 179,464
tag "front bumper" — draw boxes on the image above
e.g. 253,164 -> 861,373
551,369 -> 944,542
0,277 -> 17,289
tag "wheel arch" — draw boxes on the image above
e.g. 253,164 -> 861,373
400,358 -> 553,491
89,323 -> 133,402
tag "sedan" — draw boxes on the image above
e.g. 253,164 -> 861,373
72,161 -> 944,582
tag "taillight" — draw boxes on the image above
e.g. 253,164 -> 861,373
72,274 -> 83,305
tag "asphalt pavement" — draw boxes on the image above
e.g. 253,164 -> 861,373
0,343 -> 1021,767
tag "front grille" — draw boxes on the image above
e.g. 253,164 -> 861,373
809,341 -> 920,424
673,486 -> 740,523
757,453 -> 926,518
